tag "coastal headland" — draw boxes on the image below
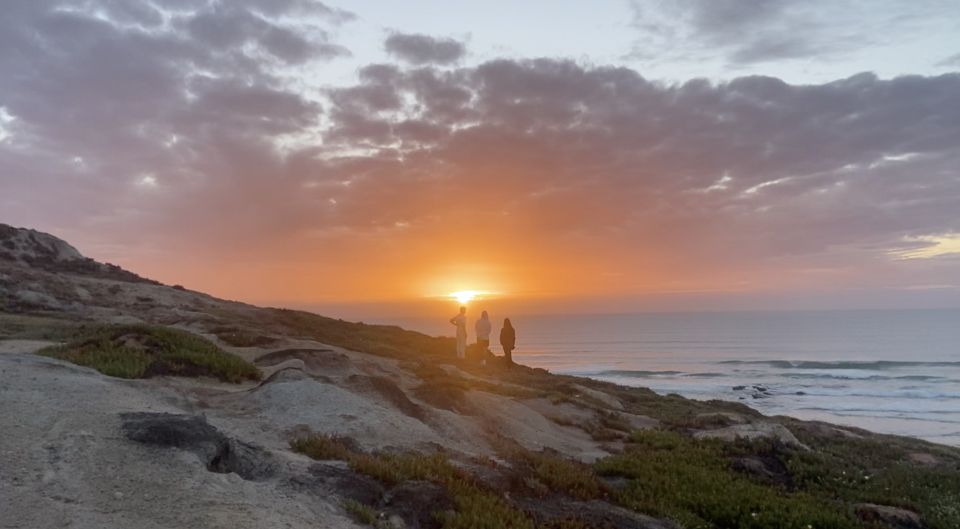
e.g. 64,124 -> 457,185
2,223 -> 958,529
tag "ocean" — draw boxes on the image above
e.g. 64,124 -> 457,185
377,309 -> 960,446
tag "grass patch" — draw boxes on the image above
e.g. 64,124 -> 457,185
411,363 -> 537,414
0,312 -> 81,340
349,451 -> 459,486
291,432 -> 535,529
411,362 -> 539,415
497,443 -> 606,501
343,499 -> 380,526
663,412 -> 741,431
597,430 -> 859,529
597,410 -> 633,433
264,308 -> 455,360
290,433 -> 357,461
45,343 -> 152,378
38,324 -> 261,382
784,430 -> 960,529
412,364 -> 473,413
209,325 -> 277,347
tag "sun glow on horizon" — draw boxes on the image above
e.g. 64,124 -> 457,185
449,290 -> 489,304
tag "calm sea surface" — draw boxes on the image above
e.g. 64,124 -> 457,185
377,309 -> 960,446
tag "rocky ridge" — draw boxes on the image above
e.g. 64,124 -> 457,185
1,224 -> 958,529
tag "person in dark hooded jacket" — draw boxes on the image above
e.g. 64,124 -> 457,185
499,318 -> 516,367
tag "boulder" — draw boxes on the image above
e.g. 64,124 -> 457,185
731,456 -> 794,488
121,412 -> 278,481
855,503 -> 926,529
573,385 -> 624,410
693,422 -> 810,450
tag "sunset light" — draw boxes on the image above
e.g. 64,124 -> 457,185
449,290 -> 484,304
3,2 -> 960,527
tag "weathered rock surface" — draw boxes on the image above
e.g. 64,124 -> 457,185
0,224 -> 83,263
516,498 -> 680,529
693,421 -> 810,450
0,352 -> 358,529
855,503 -> 927,529
0,223 -> 157,288
121,412 -> 278,481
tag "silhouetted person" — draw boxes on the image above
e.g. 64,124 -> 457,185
500,318 -> 516,367
449,306 -> 467,360
475,310 -> 492,365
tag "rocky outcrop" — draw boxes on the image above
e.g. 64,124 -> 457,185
0,223 -> 157,286
3,224 -> 959,529
693,421 -> 810,450
855,503 -> 926,529
121,412 -> 278,482
516,498 -> 680,529
0,223 -> 83,263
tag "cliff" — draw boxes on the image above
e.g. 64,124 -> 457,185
0,224 -> 957,529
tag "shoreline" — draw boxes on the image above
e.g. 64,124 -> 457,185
573,372 -> 960,447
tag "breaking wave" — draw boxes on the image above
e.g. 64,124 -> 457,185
718,360 -> 960,370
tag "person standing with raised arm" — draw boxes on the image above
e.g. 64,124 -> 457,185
449,306 -> 467,360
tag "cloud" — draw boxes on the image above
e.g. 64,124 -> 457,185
1,1 -> 959,303
305,62 -> 960,300
685,0 -> 791,38
628,0 -> 956,66
938,53 -> 960,67
319,63 -> 960,247
0,0 -> 346,248
890,233 -> 960,259
384,33 -> 466,65
178,3 -> 350,63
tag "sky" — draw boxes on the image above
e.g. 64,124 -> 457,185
2,0 -> 960,317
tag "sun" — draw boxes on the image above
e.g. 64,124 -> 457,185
449,290 -> 482,304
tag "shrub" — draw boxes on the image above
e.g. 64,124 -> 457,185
523,453 -> 604,500
38,324 -> 261,383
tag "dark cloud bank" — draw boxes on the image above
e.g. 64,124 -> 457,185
2,1 -> 959,301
